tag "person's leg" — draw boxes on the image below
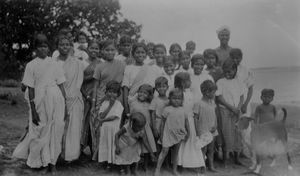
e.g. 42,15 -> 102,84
171,143 -> 180,176
155,147 -> 170,176
207,139 -> 217,172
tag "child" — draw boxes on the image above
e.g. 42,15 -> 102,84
146,42 -> 155,60
216,59 -> 244,166
129,84 -> 157,168
230,48 -> 254,116
74,31 -> 88,53
97,81 -> 123,169
115,35 -> 134,65
190,54 -> 214,101
176,51 -> 192,74
185,40 -> 196,57
149,77 -> 169,140
13,34 -> 66,174
155,88 -> 190,176
254,89 -> 277,124
193,80 -> 218,172
162,56 -> 176,91
203,49 -> 223,82
169,43 -> 182,69
115,112 -> 156,175
175,72 -> 205,172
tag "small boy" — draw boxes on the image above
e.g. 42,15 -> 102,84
254,89 -> 277,124
149,77 -> 169,140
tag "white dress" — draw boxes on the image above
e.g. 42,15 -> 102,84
190,72 -> 214,103
13,57 -> 66,168
98,100 -> 123,163
177,89 -> 205,168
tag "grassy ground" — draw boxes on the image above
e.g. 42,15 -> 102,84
1,87 -> 300,176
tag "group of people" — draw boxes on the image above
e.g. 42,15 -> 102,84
12,26 -> 279,176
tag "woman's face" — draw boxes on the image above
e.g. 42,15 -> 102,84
58,39 -> 71,56
36,43 -> 49,59
192,60 -> 205,75
88,43 -> 100,58
102,44 -> 116,61
133,47 -> 146,65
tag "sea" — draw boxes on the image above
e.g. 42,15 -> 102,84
251,66 -> 300,105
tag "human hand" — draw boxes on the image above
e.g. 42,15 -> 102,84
210,126 -> 217,133
150,153 -> 157,162
232,107 -> 240,116
115,146 -> 121,155
184,133 -> 190,141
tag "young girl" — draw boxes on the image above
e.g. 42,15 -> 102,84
129,84 -> 157,169
162,56 -> 176,91
81,40 -> 102,153
190,54 -> 214,101
55,35 -> 85,162
193,80 -> 218,172
91,40 -> 126,160
115,35 -> 134,65
216,59 -> 244,166
97,81 -> 123,169
122,42 -> 148,116
149,77 -> 169,140
176,51 -> 192,74
115,112 -> 156,175
169,43 -> 182,69
175,72 -> 206,172
155,88 -> 190,176
203,49 -> 223,82
13,34 -> 66,174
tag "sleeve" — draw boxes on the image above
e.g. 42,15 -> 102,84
215,79 -> 223,96
122,66 -> 131,87
149,98 -> 157,111
22,62 -> 35,88
93,63 -> 102,80
55,62 -> 66,85
193,101 -> 200,115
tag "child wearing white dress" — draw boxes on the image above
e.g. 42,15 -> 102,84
155,88 -> 190,176
174,72 -> 206,173
115,112 -> 155,175
97,81 -> 123,169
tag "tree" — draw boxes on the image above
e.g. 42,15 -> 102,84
0,0 -> 142,79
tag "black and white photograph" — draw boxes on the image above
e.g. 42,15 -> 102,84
0,0 -> 299,176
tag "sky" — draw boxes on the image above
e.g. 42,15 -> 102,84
120,0 -> 300,68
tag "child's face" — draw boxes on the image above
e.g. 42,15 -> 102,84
131,121 -> 144,133
203,90 -> 216,100
88,43 -> 100,58
163,62 -> 175,76
137,89 -> 149,102
170,46 -> 181,59
231,56 -> 242,66
147,44 -> 154,59
78,35 -> 87,44
261,95 -> 273,105
156,84 -> 168,97
224,69 -> 236,79
36,43 -> 49,59
120,43 -> 132,56
186,45 -> 195,55
206,54 -> 217,68
133,47 -> 146,65
106,90 -> 118,101
153,47 -> 166,63
102,44 -> 116,61
58,39 -> 71,56
184,78 -> 191,89
192,60 -> 205,75
169,93 -> 183,107
180,55 -> 191,69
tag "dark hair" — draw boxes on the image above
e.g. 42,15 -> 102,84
261,89 -> 274,97
169,43 -> 182,54
57,34 -> 71,47
147,42 -> 155,48
34,33 -> 50,48
203,49 -> 219,63
200,80 -> 217,94
155,76 -> 168,88
138,84 -> 154,103
106,80 -> 121,96
88,40 -> 100,48
163,55 -> 176,65
230,48 -> 243,59
174,72 -> 190,90
131,42 -> 147,56
191,54 -> 205,67
119,35 -> 132,45
153,43 -> 167,53
168,88 -> 184,106
131,112 -> 146,127
75,31 -> 87,42
58,28 -> 72,36
222,58 -> 237,72
101,40 -> 116,50
186,41 -> 195,48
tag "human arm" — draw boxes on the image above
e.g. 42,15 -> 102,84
216,95 -> 238,114
241,85 -> 253,114
254,106 -> 260,124
58,83 -> 68,120
184,116 -> 190,141
193,113 -> 201,137
273,105 -> 277,118
141,132 -> 156,161
91,78 -> 99,113
159,117 -> 166,142
237,95 -> 244,116
150,110 -> 159,138
123,86 -> 130,116
115,127 -> 127,155
28,87 -> 39,125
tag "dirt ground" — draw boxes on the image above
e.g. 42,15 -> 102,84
1,88 -> 300,176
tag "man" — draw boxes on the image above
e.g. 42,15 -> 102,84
215,26 -> 232,66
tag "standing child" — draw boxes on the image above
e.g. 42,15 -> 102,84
254,89 -> 277,124
193,80 -> 218,172
190,54 -> 214,101
155,88 -> 190,176
115,35 -> 134,65
162,56 -> 176,91
175,72 -> 206,172
115,112 -> 156,175
97,81 -> 123,169
185,40 -> 196,57
149,77 -> 169,140
203,49 -> 223,82
13,34 -> 66,174
176,51 -> 193,74
129,84 -> 157,169
169,43 -> 182,69
216,59 -> 244,166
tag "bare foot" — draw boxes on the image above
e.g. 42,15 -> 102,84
208,167 -> 218,172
